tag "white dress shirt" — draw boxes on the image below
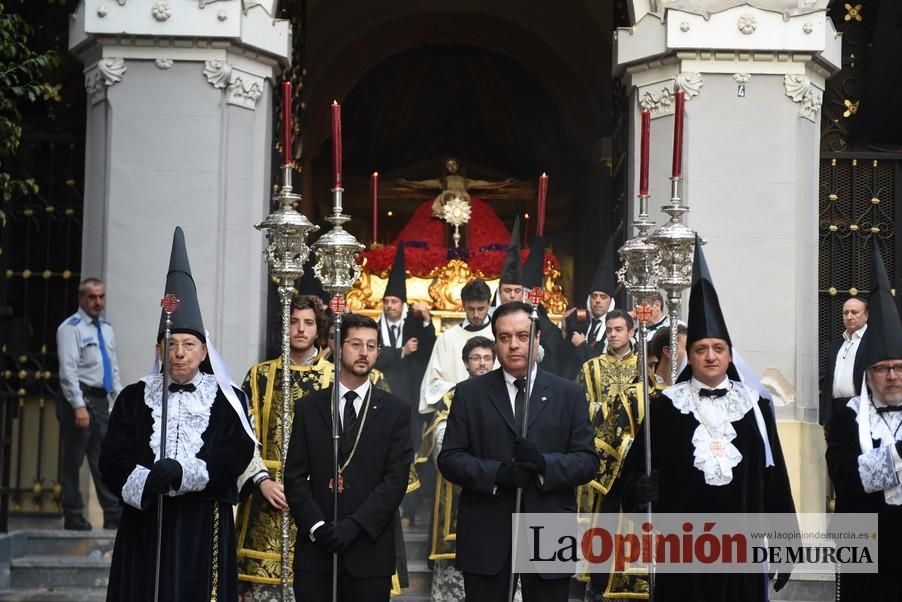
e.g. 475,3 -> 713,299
502,369 -> 537,416
833,324 -> 868,398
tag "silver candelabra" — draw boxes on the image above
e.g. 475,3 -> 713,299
617,190 -> 660,602
312,185 -> 364,602
648,177 -> 696,384
255,164 -> 319,601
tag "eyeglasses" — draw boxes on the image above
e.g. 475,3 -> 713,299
344,339 -> 380,354
467,354 -> 494,363
869,364 -> 902,376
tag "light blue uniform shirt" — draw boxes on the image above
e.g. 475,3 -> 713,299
56,307 -> 122,408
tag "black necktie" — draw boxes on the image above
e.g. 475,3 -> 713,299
699,388 -> 728,398
876,405 -> 902,414
388,324 -> 398,348
514,378 -> 526,435
587,320 -> 599,343
169,382 -> 196,393
342,391 -> 359,446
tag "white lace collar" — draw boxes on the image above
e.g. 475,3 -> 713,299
140,372 -> 217,463
665,380 -> 761,486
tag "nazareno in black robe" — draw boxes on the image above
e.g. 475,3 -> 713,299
826,402 -> 902,602
621,384 -> 798,602
99,373 -> 255,601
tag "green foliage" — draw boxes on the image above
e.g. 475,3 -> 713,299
0,3 -> 61,204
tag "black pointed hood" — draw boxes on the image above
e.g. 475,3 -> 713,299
861,237 -> 902,367
677,237 -> 740,382
499,216 -> 523,285
383,244 -> 407,302
589,238 -> 616,296
157,227 -> 205,342
523,235 -> 545,291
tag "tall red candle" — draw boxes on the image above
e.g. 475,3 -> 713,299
671,90 -> 685,178
537,173 -> 548,236
639,109 -> 650,195
371,172 -> 379,243
281,81 -> 292,166
331,100 -> 342,189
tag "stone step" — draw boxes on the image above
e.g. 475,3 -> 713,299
9,556 -> 110,590
404,560 -> 431,594
401,528 -> 429,563
0,588 -> 107,602
18,530 -> 115,558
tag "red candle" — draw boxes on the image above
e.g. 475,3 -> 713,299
281,81 -> 292,166
671,90 -> 685,178
331,100 -> 342,189
639,109 -> 650,196
371,172 -> 379,243
537,173 -> 549,236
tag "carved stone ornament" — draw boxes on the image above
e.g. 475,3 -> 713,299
117,0 -> 126,4
151,0 -> 171,21
203,59 -> 231,89
784,74 -> 823,123
85,58 -> 127,102
680,21 -> 690,32
675,72 -> 704,99
198,0 -> 229,7
97,6 -> 108,17
155,58 -> 174,69
227,76 -> 263,110
803,22 -> 814,34
732,73 -> 752,84
639,87 -> 675,118
737,14 -> 757,35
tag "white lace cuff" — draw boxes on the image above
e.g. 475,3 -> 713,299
176,457 -> 209,494
122,466 -> 150,509
858,446 -> 901,493
237,446 -> 268,490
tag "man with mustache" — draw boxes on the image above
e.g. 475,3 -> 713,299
826,240 -> 902,601
235,294 -> 332,601
438,301 -> 597,601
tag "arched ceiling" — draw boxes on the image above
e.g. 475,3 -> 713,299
299,0 -> 613,156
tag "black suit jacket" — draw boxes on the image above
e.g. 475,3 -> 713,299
375,311 -> 436,404
284,385 -> 413,577
437,368 -> 597,577
820,333 -> 867,425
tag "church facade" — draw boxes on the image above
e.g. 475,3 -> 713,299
0,0 -> 898,544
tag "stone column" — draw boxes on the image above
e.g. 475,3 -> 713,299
616,1 -> 840,513
68,0 -> 290,384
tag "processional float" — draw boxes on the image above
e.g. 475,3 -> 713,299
617,89 -> 699,601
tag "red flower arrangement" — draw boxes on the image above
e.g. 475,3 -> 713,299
358,195 -> 559,278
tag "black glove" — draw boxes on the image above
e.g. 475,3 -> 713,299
635,469 -> 659,505
513,437 -> 546,474
495,463 -> 535,490
327,519 -> 362,554
896,441 -> 902,458
771,568 -> 791,592
312,523 -> 338,553
144,459 -> 183,497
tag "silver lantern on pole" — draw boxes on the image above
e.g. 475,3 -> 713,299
255,162 -> 319,601
648,176 -> 696,384
312,184 -> 364,602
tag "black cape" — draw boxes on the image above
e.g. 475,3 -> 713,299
622,385 -> 797,602
99,377 -> 255,601
826,402 -> 902,601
